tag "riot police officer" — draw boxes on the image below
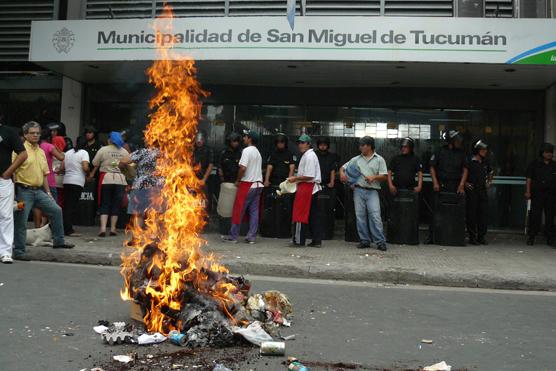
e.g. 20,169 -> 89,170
315,137 -> 339,240
315,137 -> 338,190
219,132 -> 242,183
264,133 -> 295,187
465,140 -> 492,245
387,137 -> 423,194
427,130 -> 468,244
525,142 -> 556,246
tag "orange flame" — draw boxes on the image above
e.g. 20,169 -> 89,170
120,3 -> 238,334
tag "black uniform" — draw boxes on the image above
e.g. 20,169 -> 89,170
430,146 -> 468,192
193,145 -> 214,179
219,148 -> 241,183
389,154 -> 422,189
466,156 -> 491,242
526,158 -> 556,240
315,150 -> 338,186
0,125 -> 25,174
266,149 -> 294,186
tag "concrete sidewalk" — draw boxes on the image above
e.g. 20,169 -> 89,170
17,226 -> 556,291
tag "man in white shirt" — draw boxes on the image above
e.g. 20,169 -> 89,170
288,134 -> 322,247
223,130 -> 263,244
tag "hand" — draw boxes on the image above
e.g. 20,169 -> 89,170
327,182 -> 334,189
365,175 -> 375,184
340,174 -> 348,184
457,184 -> 465,195
234,181 -> 239,187
46,191 -> 53,199
524,191 -> 531,200
287,176 -> 296,183
1,171 -> 10,180
413,186 -> 422,193
264,180 -> 270,187
465,182 -> 474,191
198,179 -> 206,187
389,185 -> 397,195
433,183 -> 440,192
486,181 -> 492,189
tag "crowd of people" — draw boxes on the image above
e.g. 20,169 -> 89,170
1,112 -> 555,264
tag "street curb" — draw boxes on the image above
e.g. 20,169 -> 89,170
23,249 -> 556,292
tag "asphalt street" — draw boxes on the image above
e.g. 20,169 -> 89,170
1,262 -> 555,371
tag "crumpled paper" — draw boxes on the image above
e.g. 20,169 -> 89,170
137,332 -> 166,345
423,361 -> 452,371
113,354 -> 134,364
232,321 -> 273,346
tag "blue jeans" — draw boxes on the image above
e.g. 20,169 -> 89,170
14,187 -> 65,256
353,187 -> 386,246
230,187 -> 262,241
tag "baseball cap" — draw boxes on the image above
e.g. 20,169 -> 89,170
297,134 -> 312,143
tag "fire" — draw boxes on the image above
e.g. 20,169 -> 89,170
120,3 -> 239,334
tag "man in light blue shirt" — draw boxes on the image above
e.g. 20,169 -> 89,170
340,136 -> 388,251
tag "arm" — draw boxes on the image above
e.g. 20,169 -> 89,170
288,163 -> 295,178
387,170 -> 397,195
2,151 -> 27,180
235,165 -> 246,186
415,171 -> 423,193
328,169 -> 335,188
51,147 -> 65,161
288,175 -> 314,183
525,178 -> 532,199
264,164 -> 273,187
457,168 -> 468,195
200,163 -> 213,186
218,167 -> 224,182
430,166 -> 440,192
82,161 -> 90,173
366,174 -> 387,184
88,165 -> 99,181
119,154 -> 133,167
339,166 -> 348,184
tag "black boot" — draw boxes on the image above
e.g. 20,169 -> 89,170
477,237 -> 488,245
526,235 -> 535,246
468,234 -> 480,245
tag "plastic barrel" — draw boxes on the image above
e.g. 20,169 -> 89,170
433,192 -> 466,246
387,189 -> 419,245
260,187 -> 293,238
74,181 -> 97,226
318,188 -> 336,240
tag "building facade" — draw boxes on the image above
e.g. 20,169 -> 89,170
1,0 -> 556,229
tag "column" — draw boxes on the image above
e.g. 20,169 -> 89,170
545,84 -> 556,144
60,76 -> 83,143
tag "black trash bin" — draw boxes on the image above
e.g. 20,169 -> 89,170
260,187 -> 293,238
318,187 -> 336,240
344,185 -> 360,242
74,181 -> 98,226
433,192 -> 466,246
387,189 -> 419,245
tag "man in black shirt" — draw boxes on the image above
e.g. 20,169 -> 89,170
387,137 -> 423,194
219,132 -> 242,183
315,137 -> 338,189
525,142 -> 556,246
0,114 -> 28,264
264,133 -> 295,187
83,126 -> 102,161
465,140 -> 493,245
193,131 -> 214,186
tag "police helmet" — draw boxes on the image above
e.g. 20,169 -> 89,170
274,133 -> 288,147
316,137 -> 331,147
472,139 -> 488,154
400,137 -> 415,150
540,142 -> 554,156
226,132 -> 241,144
442,129 -> 463,144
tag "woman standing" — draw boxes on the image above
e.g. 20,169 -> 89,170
89,132 -> 129,237
61,137 -> 90,237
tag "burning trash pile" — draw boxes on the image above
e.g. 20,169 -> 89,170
94,2 -> 294,356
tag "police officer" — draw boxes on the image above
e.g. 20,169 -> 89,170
465,140 -> 492,245
427,130 -> 468,244
193,130 -> 214,187
219,132 -> 242,183
315,137 -> 338,190
264,133 -> 295,187
525,142 -> 556,246
387,137 -> 423,194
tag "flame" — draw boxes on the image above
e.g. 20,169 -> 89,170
120,3 -> 238,334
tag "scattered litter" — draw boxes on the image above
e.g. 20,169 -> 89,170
63,333 -> 74,337
168,330 -> 186,346
0,283 -> 4,286
113,354 -> 135,364
138,332 -> 166,345
93,325 -> 109,334
423,361 -> 452,371
146,354 -> 154,359
288,357 -> 310,371
281,334 -> 296,341
232,321 -> 273,346
421,339 -> 434,344
213,363 -> 232,371
518,251 -> 524,254
236,256 -> 241,259
90,368 -> 105,371
171,364 -> 184,369
260,341 -> 285,356
100,322 -> 135,345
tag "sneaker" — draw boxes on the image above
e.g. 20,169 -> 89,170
356,243 -> 371,249
1,255 -> 13,264
377,244 -> 388,251
307,241 -> 322,248
52,243 -> 75,249
244,239 -> 256,244
221,236 -> 238,244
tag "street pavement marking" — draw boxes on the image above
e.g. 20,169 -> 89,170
24,260 -> 556,297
